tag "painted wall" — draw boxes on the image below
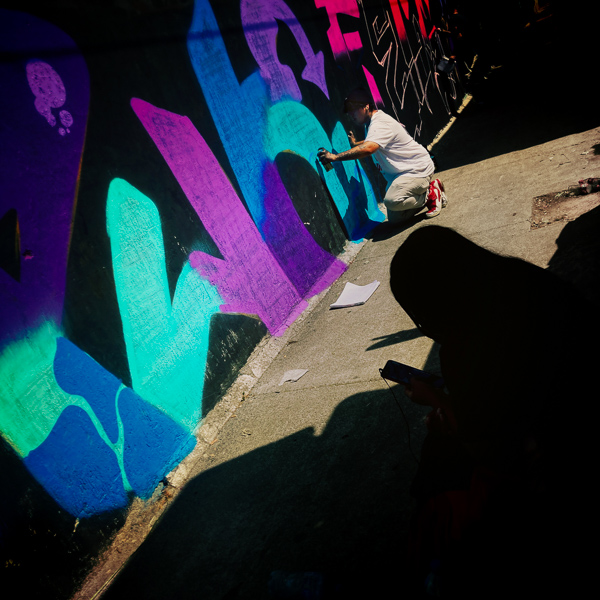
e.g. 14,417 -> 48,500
0,0 -> 461,594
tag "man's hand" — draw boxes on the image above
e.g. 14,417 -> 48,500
317,148 -> 336,166
348,131 -> 360,147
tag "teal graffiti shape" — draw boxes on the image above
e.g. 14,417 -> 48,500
106,178 -> 221,432
23,336 -> 197,517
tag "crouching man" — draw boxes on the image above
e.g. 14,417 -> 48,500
318,88 -> 447,223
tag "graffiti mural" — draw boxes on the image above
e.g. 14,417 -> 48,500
242,0 -> 330,102
317,0 -> 460,138
186,0 -> 375,270
1,4 -> 458,572
0,9 -> 198,519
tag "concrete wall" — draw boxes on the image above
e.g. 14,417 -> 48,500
0,0 -> 460,595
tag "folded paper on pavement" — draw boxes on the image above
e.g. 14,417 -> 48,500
279,369 -> 309,386
329,280 -> 380,309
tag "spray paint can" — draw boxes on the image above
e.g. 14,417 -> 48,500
318,147 -> 333,172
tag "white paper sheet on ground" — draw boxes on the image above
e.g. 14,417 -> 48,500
279,369 -> 309,385
329,280 -> 380,309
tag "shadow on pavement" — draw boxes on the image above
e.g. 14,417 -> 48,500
366,328 -> 426,352
367,212 -> 429,242
102,388 -> 430,600
548,204 -> 600,304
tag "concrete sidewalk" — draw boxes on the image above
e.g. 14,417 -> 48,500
92,31 -> 600,600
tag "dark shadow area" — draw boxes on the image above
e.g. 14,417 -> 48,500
50,0 -> 221,387
202,313 -> 268,417
367,327 -> 425,351
311,159 -> 385,242
387,225 -> 599,598
547,203 -> 600,305
0,208 -> 20,282
431,3 -> 600,172
106,220 -> 600,599
0,437 -> 127,600
276,153 -> 348,256
367,211 -> 428,242
102,388 -> 430,600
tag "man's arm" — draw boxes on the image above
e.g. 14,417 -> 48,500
318,141 -> 379,165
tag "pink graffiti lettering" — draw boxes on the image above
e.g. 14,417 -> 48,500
415,0 -> 432,38
362,65 -> 384,107
241,0 -> 328,101
389,0 -> 431,42
131,98 -> 307,337
314,0 -> 362,60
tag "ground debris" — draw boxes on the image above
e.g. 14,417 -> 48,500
530,183 -> 600,230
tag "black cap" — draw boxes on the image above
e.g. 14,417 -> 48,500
343,88 -> 373,113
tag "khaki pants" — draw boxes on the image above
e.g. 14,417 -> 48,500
384,174 -> 433,224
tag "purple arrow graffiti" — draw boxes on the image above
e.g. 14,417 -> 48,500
241,0 -> 329,102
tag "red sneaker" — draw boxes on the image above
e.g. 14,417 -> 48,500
426,179 -> 447,218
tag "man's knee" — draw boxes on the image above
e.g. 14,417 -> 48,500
384,194 -> 425,212
384,177 -> 430,212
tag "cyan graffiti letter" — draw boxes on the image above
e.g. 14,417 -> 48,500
107,177 -> 222,431
265,101 -> 384,240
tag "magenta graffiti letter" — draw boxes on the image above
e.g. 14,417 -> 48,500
389,0 -> 432,42
314,0 -> 363,60
362,66 -> 384,108
131,99 -> 307,337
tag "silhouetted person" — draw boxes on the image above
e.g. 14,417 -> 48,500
389,225 -> 597,598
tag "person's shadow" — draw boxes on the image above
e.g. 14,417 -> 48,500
101,387 -> 430,600
367,211 -> 429,242
547,204 -> 600,306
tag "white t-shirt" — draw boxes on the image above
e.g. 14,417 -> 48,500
365,111 -> 434,183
